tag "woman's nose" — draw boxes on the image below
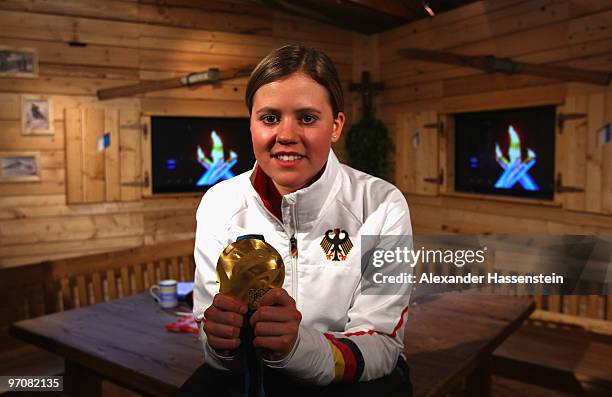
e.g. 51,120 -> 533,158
276,117 -> 299,144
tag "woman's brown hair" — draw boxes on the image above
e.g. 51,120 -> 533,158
245,44 -> 344,118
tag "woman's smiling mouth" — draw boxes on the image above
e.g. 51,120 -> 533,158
272,152 -> 305,167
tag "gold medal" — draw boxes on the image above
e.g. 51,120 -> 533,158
216,238 -> 285,310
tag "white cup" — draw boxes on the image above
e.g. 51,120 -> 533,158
150,279 -> 178,310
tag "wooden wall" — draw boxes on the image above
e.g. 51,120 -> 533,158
0,0 -> 357,267
3,0 -> 610,268
378,0 -> 612,235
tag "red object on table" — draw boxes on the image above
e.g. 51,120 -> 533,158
165,315 -> 198,334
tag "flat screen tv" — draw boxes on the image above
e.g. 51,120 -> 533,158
151,116 -> 254,194
454,105 -> 556,200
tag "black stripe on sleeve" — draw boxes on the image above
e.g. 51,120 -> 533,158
338,337 -> 365,381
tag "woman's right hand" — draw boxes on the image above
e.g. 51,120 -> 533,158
203,293 -> 247,357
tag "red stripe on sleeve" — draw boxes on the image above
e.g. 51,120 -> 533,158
344,305 -> 409,338
324,333 -> 357,381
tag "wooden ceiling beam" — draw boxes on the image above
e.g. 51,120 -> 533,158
341,0 -> 420,20
97,65 -> 254,100
398,48 -> 611,86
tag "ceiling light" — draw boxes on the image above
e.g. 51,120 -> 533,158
423,1 -> 435,17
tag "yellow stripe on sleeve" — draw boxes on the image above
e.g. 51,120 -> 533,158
326,339 -> 345,382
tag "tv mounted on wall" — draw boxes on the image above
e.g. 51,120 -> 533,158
151,116 -> 255,194
454,105 -> 556,200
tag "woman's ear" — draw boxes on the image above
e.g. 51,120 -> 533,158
331,112 -> 345,143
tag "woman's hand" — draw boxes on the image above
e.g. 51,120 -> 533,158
203,293 -> 247,357
250,288 -> 302,361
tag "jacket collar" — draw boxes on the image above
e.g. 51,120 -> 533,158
249,150 -> 341,226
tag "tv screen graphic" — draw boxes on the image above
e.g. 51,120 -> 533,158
454,106 -> 556,200
151,116 -> 255,194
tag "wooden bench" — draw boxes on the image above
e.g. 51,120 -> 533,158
0,239 -> 196,384
493,296 -> 612,395
43,239 -> 195,312
0,263 -> 64,380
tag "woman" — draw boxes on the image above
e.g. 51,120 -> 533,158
177,44 -> 413,396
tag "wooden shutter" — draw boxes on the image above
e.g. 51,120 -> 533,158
556,89 -> 612,215
555,95 -> 588,211
65,108 -> 143,204
396,111 -> 440,196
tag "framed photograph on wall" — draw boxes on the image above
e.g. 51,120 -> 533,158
22,95 -> 54,135
0,46 -> 38,78
0,151 -> 41,182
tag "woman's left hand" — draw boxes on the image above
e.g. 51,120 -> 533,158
250,288 -> 302,361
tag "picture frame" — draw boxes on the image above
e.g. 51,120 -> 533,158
0,46 -> 38,78
22,95 -> 54,135
0,151 -> 41,182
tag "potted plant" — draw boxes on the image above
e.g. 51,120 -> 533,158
346,113 -> 393,180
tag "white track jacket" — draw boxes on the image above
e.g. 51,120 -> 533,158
193,150 -> 412,385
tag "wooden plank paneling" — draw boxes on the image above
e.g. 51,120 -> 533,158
0,93 -> 20,119
0,38 -> 139,69
83,108 -> 106,203
382,0 -> 572,62
0,74 -> 139,97
104,109 -> 121,202
396,111 -> 440,196
0,213 -> 143,245
65,108 -> 84,204
0,199 -> 144,220
0,0 -> 353,44
119,110 -> 142,201
0,10 -> 351,63
141,98 -> 248,117
601,88 -> 612,215
0,236 -> 144,266
585,92 -> 605,213
0,120 -> 64,150
441,84 -> 568,114
555,95 -> 587,211
0,169 -> 65,197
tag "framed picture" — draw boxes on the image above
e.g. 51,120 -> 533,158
22,95 -> 54,135
0,46 -> 38,78
0,151 -> 41,182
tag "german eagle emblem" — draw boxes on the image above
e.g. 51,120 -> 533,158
320,228 -> 353,261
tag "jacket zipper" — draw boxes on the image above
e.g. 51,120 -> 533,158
290,203 -> 298,301
252,195 -> 298,302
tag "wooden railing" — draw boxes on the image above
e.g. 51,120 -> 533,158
43,239 -> 195,312
529,295 -> 612,336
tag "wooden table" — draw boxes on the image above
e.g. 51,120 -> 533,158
10,293 -> 533,397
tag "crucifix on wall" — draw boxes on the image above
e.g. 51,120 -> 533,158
350,71 -> 384,117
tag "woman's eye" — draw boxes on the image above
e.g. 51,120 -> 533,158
262,115 -> 278,124
301,115 -> 316,124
